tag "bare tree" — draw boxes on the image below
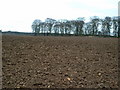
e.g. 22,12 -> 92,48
84,22 -> 93,35
52,22 -> 61,35
39,22 -> 45,34
45,18 -> 56,35
100,19 -> 106,35
90,16 -> 100,35
112,16 -> 118,37
105,16 -> 112,36
77,17 -> 85,35
31,19 -> 41,36
70,20 -> 83,36
64,21 -> 72,35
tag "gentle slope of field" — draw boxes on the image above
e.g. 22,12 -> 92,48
2,35 -> 118,88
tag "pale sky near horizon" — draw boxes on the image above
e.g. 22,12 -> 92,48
0,0 -> 118,32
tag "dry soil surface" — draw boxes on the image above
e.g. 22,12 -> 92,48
2,35 -> 118,88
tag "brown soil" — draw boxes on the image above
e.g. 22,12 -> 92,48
2,35 -> 118,88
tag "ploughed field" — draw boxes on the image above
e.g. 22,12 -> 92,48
2,35 -> 118,88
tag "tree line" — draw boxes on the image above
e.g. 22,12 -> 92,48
31,16 -> 119,37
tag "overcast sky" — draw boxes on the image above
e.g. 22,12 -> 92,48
0,0 -> 118,32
